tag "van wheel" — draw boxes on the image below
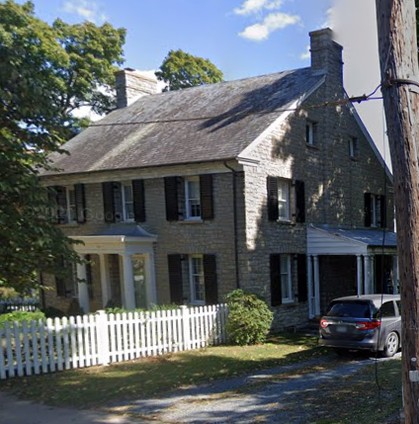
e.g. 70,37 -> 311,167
382,332 -> 399,357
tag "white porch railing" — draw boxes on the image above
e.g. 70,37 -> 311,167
0,304 -> 228,380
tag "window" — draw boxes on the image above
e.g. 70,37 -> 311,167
56,260 -> 78,298
102,180 -> 145,223
167,254 -> 218,305
189,255 -> 205,303
267,177 -> 305,223
185,177 -> 201,219
364,193 -> 386,228
306,120 -> 318,146
270,254 -> 294,306
277,180 -> 290,221
49,184 -> 86,224
349,137 -> 359,159
164,175 -> 214,221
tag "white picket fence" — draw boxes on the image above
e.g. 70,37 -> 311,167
0,304 -> 228,380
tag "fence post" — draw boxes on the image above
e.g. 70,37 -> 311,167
180,305 -> 191,351
96,310 -> 110,365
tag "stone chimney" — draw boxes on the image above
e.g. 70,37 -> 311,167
115,68 -> 159,108
309,28 -> 343,86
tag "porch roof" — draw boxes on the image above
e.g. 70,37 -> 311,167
307,225 -> 397,256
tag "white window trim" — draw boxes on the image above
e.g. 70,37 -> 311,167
121,182 -> 135,222
277,179 -> 291,222
189,254 -> 205,305
370,194 -> 382,228
281,255 -> 293,304
185,176 -> 201,221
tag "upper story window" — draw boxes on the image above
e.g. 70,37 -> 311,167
102,180 -> 145,223
49,184 -> 86,224
267,177 -> 305,223
277,179 -> 290,221
165,174 -> 214,222
185,177 -> 201,219
349,137 -> 359,159
306,120 -> 318,146
364,193 -> 386,228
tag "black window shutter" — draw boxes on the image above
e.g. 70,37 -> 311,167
132,179 -> 146,222
364,193 -> 372,227
165,177 -> 179,221
55,276 -> 66,297
267,176 -> 279,221
270,254 -> 282,306
74,183 -> 86,224
102,182 -> 115,223
297,254 -> 308,302
295,180 -> 305,223
168,254 -> 183,304
203,254 -> 218,304
200,174 -> 214,220
380,195 -> 387,228
56,186 -> 67,224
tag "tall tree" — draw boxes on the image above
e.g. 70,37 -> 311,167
0,0 -> 126,292
155,49 -> 223,91
376,0 -> 419,420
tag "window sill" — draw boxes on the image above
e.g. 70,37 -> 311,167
180,218 -> 204,224
306,143 -> 319,150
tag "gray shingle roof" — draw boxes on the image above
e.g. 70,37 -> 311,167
44,67 -> 325,176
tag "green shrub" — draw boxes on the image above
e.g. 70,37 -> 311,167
0,310 -> 45,327
225,289 -> 273,346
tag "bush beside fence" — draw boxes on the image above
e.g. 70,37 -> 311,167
0,304 -> 228,380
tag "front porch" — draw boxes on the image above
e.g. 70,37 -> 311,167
72,225 -> 157,313
307,225 -> 398,317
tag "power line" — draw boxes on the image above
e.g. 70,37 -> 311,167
87,83 -> 387,128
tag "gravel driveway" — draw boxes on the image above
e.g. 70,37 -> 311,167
0,352 -> 401,424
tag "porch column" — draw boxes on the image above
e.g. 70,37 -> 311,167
307,255 -> 314,318
363,255 -> 371,294
392,255 -> 399,294
356,255 -> 363,296
313,255 -> 320,316
76,256 -> 90,314
99,254 -> 111,307
121,254 -> 136,310
146,252 -> 157,305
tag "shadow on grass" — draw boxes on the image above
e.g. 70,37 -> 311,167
2,333 -> 330,409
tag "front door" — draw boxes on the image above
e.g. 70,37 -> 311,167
132,254 -> 147,309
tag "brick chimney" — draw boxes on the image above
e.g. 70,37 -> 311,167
115,68 -> 159,108
309,28 -> 343,86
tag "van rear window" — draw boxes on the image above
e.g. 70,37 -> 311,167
326,301 -> 374,318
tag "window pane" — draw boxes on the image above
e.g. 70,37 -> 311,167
186,178 -> 201,218
68,188 -> 76,222
278,181 -> 289,220
123,184 -> 134,221
191,256 -> 205,302
280,255 -> 292,302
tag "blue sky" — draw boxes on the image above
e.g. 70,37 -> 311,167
20,0 -> 333,81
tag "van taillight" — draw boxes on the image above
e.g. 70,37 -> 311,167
320,319 -> 329,328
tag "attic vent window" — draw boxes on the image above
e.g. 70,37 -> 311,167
349,137 -> 359,159
306,120 -> 318,146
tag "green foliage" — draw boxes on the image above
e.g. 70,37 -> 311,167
0,310 -> 45,327
0,1 -> 126,291
155,49 -> 223,91
225,289 -> 273,346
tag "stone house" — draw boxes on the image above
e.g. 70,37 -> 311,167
40,28 -> 396,328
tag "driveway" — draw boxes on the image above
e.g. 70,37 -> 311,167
0,353 -> 401,424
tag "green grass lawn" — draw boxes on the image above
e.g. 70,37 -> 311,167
2,333 -> 322,408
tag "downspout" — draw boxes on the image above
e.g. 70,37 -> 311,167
224,161 -> 240,289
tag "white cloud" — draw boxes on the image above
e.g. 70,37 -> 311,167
239,12 -> 300,41
300,45 -> 310,60
62,0 -> 106,23
234,0 -> 283,16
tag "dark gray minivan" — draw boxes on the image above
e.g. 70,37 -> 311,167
318,294 -> 401,357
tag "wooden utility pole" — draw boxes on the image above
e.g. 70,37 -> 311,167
376,0 -> 419,421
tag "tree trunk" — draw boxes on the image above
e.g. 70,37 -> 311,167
376,1 -> 419,421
